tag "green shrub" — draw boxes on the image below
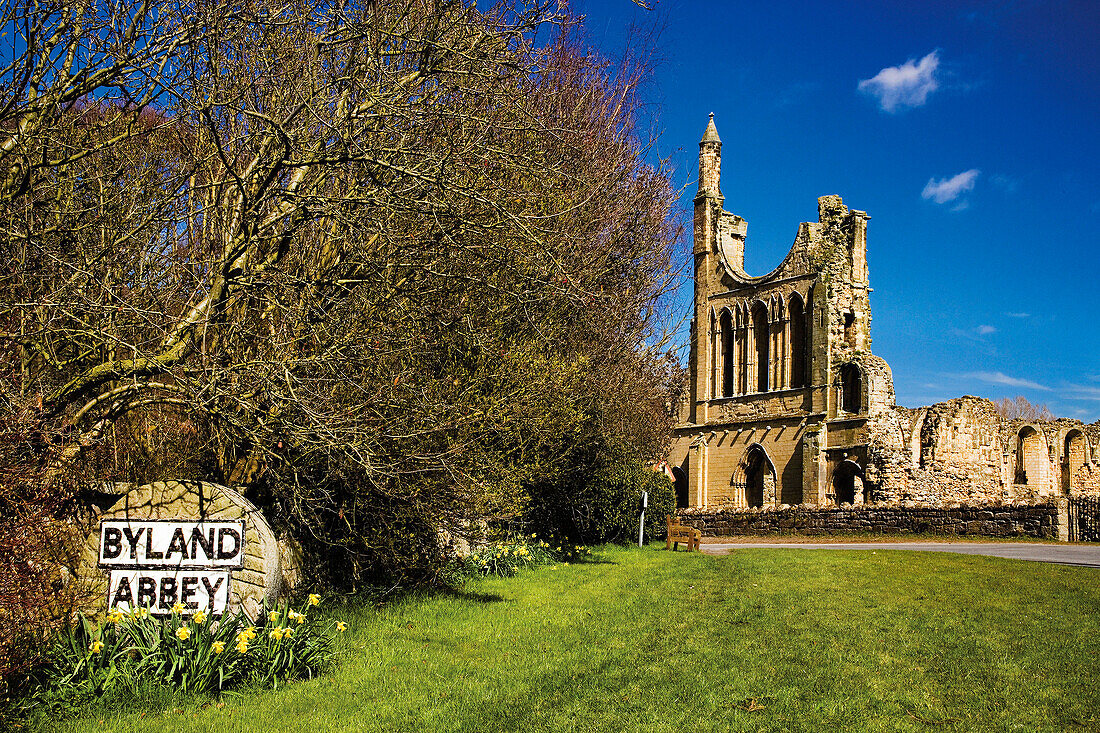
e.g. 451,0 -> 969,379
525,443 -> 676,545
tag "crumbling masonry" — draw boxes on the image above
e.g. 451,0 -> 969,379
668,116 -> 1100,510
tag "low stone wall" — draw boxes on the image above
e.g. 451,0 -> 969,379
678,502 -> 1061,539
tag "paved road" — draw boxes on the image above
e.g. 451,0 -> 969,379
702,541 -> 1100,568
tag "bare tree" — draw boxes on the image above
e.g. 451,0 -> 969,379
1,0 -> 684,585
993,396 -> 1056,421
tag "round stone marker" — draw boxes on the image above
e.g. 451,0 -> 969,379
76,480 -> 298,619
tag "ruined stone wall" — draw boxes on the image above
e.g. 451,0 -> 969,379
679,502 -> 1060,539
860,355 -> 897,418
675,115 -> 1098,514
1073,463 -> 1100,496
863,398 -> 1100,506
1086,423 -> 1100,460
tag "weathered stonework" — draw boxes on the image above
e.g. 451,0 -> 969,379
669,116 -> 1099,516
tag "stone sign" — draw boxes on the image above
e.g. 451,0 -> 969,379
77,480 -> 300,618
97,519 -> 245,615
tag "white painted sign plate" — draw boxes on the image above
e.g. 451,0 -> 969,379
98,520 -> 245,568
106,569 -> 231,614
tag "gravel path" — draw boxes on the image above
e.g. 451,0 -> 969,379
701,541 -> 1100,568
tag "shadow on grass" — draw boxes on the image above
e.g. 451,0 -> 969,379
439,587 -> 507,604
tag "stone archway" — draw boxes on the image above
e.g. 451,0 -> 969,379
672,466 -> 689,509
832,460 -> 864,505
739,445 -> 777,508
1063,430 -> 1088,495
1015,426 -> 1047,488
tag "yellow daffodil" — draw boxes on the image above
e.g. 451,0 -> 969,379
336,621 -> 347,632
235,641 -> 249,654
269,610 -> 280,623
284,626 -> 295,638
212,641 -> 225,654
176,626 -> 191,641
89,640 -> 104,654
106,608 -> 124,624
269,626 -> 284,640
171,601 -> 185,614
308,593 -> 320,607
193,610 -> 207,624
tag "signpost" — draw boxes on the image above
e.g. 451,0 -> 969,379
638,490 -> 648,548
97,519 -> 244,615
78,480 -> 298,620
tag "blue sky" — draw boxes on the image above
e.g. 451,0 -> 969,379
573,0 -> 1100,422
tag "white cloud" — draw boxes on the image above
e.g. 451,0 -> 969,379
858,51 -> 941,112
1005,312 -> 1030,318
922,169 -> 980,205
975,325 -> 997,335
1064,383 -> 1100,402
965,371 -> 1051,391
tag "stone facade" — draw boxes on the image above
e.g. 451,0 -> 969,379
669,116 -> 1100,511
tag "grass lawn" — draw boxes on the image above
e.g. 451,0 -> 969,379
49,546 -> 1100,732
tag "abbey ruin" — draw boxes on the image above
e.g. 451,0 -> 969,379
669,115 -> 1100,510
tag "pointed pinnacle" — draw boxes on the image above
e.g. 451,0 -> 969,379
701,113 -> 720,143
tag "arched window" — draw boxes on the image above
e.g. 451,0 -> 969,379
735,306 -> 747,394
1062,430 -> 1087,494
788,295 -> 806,388
752,302 -> 769,392
1015,427 -> 1046,486
720,310 -> 734,397
843,310 -> 856,348
840,364 -> 861,414
709,309 -> 717,399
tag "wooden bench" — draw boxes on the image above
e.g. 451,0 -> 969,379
666,514 -> 701,552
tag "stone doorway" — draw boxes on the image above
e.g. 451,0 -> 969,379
742,445 -> 776,508
672,466 -> 689,508
832,460 -> 864,505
